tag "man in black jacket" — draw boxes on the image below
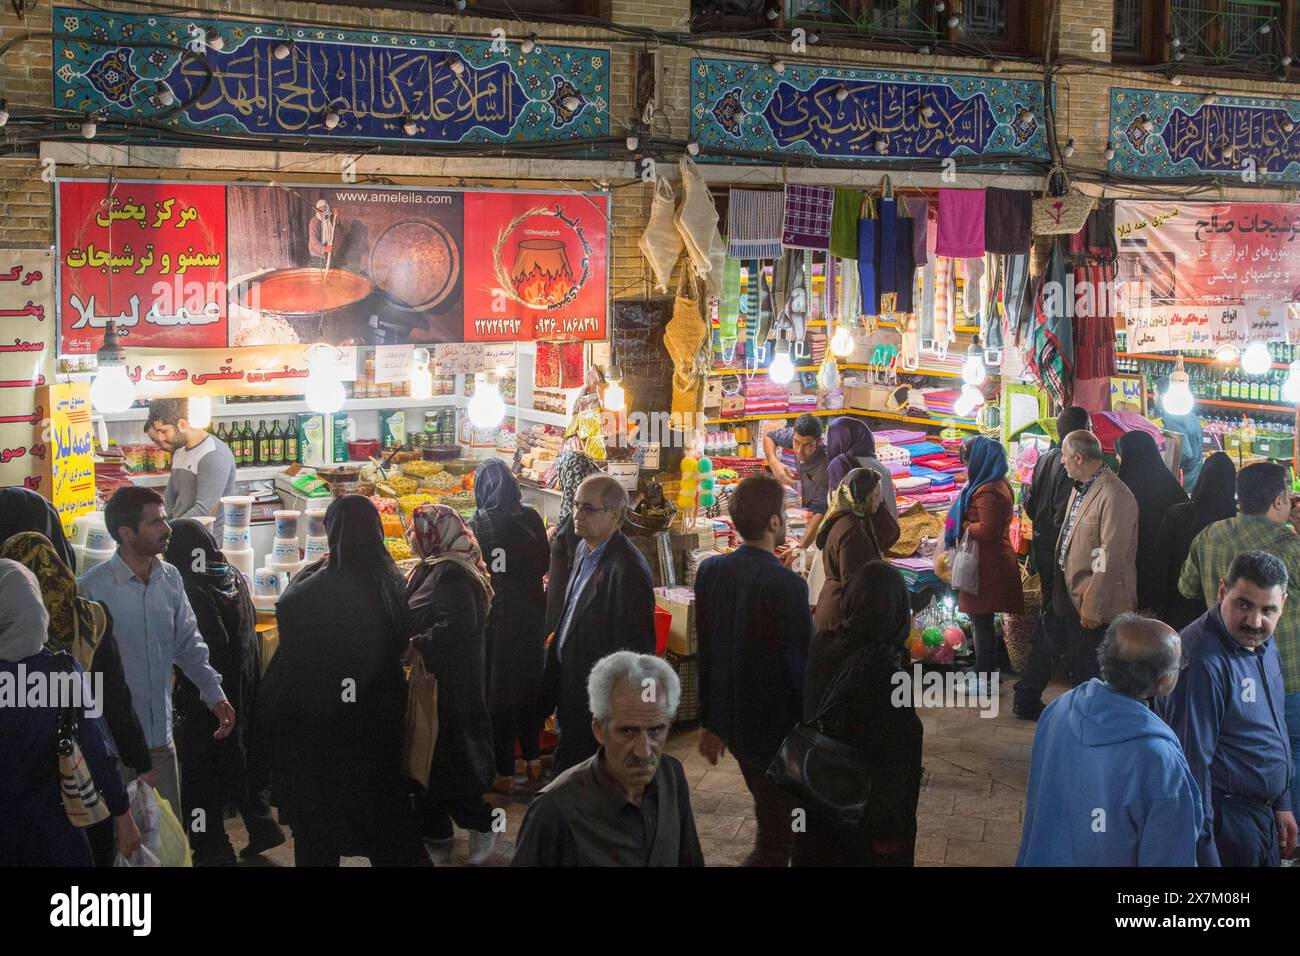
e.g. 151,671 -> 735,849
695,474 -> 812,866
1014,405 -> 1091,719
543,475 -> 656,774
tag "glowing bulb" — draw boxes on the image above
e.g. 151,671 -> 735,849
1284,361 -> 1300,403
604,380 -> 626,412
89,364 -> 134,413
1214,344 -> 1239,363
468,373 -> 506,428
304,346 -> 345,415
187,397 -> 212,430
875,136 -> 889,154
1163,360 -> 1195,416
625,135 -> 639,151
81,117 -> 97,140
961,347 -> 987,386
1063,138 -> 1075,158
1242,341 -> 1271,375
830,323 -> 855,358
953,385 -> 983,418
768,347 -> 795,385
1201,93 -> 1217,106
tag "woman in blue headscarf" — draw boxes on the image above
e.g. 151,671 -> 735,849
825,417 -> 898,518
944,435 -> 1023,682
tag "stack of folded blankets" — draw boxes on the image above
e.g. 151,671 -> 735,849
876,441 -> 912,478
892,556 -> 944,591
744,380 -> 791,416
920,388 -> 978,422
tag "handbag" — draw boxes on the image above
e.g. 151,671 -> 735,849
766,648 -> 874,829
402,649 -> 440,788
950,528 -> 980,594
55,652 -> 111,828
1032,167 -> 1095,237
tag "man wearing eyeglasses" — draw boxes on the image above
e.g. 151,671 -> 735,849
542,474 -> 656,775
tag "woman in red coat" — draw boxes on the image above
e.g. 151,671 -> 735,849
944,436 -> 1023,683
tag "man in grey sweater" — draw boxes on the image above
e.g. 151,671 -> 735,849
147,399 -> 237,536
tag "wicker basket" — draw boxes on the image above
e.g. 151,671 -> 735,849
665,650 -> 699,728
998,565 -> 1042,674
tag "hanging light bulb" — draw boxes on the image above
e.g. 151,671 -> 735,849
953,385 -> 984,418
874,135 -> 889,154
1163,356 -> 1195,416
89,320 -> 135,413
81,114 -> 98,140
304,344 -> 346,415
1104,143 -> 1116,160
768,334 -> 795,385
156,82 -> 175,107
520,33 -> 538,55
1283,360 -> 1300,403
1169,74 -> 1182,86
1201,92 -> 1217,106
686,140 -> 700,156
273,40 -> 293,60
771,58 -> 786,74
835,85 -> 849,102
991,58 -> 1004,73
411,347 -> 432,400
604,360 -> 625,413
468,371 -> 506,428
324,104 -> 342,130
205,30 -> 224,52
1063,137 -> 1075,158
1214,344 -> 1240,363
186,396 -> 212,430
830,322 -> 855,358
0,99 -> 8,127
402,115 -> 418,136
1018,108 -> 1034,124
1140,117 -> 1155,132
625,134 -> 639,151
448,56 -> 465,75
961,338 -> 987,385
563,95 -> 581,112
1242,341 -> 1271,375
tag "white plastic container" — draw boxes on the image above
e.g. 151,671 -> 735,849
221,525 -> 252,549
304,536 -> 329,562
220,495 -> 254,528
224,547 -> 255,580
305,509 -> 328,538
273,510 -> 301,540
271,538 -> 301,564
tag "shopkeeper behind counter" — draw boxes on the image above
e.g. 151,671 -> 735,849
146,399 -> 237,536
762,414 -> 829,567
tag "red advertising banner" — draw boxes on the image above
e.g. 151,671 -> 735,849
58,181 -> 229,353
462,192 -> 608,342
0,249 -> 55,494
1115,201 -> 1300,304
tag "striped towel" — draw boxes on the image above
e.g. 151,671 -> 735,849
782,184 -> 834,251
728,189 -> 784,260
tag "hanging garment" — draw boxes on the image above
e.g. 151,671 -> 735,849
875,196 -> 898,308
772,249 -> 809,342
960,257 -> 985,320
727,188 -> 784,261
935,188 -> 987,259
906,198 -> 930,267
1001,253 -> 1032,338
982,254 -> 1005,351
830,189 -> 863,260
895,213 -> 915,314
781,184 -> 834,250
1072,262 -> 1117,380
984,187 -> 1032,254
1026,238 -> 1075,408
857,199 -> 877,315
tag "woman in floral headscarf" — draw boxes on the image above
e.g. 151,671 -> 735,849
0,531 -> 152,867
405,503 -> 499,865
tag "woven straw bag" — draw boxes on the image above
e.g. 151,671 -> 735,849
640,177 -> 684,292
1032,168 -> 1094,236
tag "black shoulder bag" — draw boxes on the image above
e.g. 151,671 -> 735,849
765,648 -> 874,830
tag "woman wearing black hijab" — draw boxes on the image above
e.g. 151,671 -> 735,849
0,487 -> 77,569
469,459 -> 550,788
792,561 -> 923,867
1116,431 -> 1190,613
258,495 -> 423,867
1155,452 -> 1237,630
165,519 -> 284,866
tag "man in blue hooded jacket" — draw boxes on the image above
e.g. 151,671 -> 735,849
1018,613 -> 1202,866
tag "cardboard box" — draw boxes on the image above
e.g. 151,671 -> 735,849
844,383 -> 894,411
655,588 -> 697,655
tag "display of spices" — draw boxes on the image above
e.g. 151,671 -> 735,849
376,475 -> 420,497
398,493 -> 439,518
401,460 -> 444,478
384,536 -> 413,560
423,470 -> 461,492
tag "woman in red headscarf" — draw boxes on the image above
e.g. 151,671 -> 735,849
406,503 -> 499,865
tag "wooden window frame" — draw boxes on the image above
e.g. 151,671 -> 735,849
1111,0 -> 1168,65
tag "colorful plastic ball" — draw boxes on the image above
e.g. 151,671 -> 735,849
931,643 -> 955,664
681,457 -> 699,473
699,476 -> 716,491
699,492 -> 717,507
675,494 -> 695,510
909,637 -> 927,661
943,625 -> 965,648
922,626 -> 944,648
697,457 -> 713,473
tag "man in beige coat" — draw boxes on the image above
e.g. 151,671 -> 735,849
1053,430 -> 1140,685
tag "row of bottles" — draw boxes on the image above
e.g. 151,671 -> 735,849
213,419 -> 300,467
1119,341 -> 1300,364
1114,354 -> 1296,408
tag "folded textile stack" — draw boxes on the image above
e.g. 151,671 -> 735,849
875,429 -> 927,445
892,556 -> 944,591
887,460 -> 912,478
744,380 -> 790,415
921,389 -> 963,416
896,440 -> 945,457
909,465 -> 957,490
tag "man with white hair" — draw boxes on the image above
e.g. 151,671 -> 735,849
513,651 -> 703,866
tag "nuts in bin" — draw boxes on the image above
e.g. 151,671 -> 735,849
384,536 -> 413,560
402,460 -> 444,478
376,475 -> 420,497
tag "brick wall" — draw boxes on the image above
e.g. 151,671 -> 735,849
3,0 -> 1299,292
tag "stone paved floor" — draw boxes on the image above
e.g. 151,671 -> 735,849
227,674 -> 1068,867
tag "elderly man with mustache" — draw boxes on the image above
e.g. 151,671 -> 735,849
512,652 -> 703,867
1165,551 -> 1298,867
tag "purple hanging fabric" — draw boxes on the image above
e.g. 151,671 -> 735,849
906,198 -> 929,266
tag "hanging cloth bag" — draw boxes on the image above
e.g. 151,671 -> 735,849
54,652 -> 111,828
675,156 -> 726,295
667,270 -> 707,430
640,176 -> 685,292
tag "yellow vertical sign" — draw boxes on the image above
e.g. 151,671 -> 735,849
41,383 -> 96,535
